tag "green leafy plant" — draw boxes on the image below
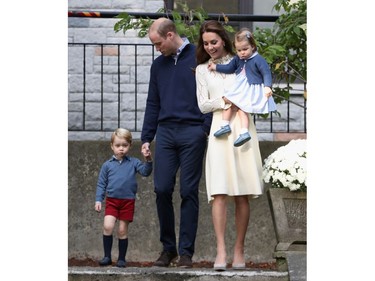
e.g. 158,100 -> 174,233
253,0 -> 307,101
114,13 -> 153,38
114,0 -> 307,108
114,2 -> 234,43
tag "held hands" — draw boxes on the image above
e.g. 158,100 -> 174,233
141,142 -> 153,162
264,86 -> 273,98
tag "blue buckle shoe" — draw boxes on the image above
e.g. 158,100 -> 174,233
214,125 -> 231,137
116,259 -> 126,268
99,256 -> 112,266
234,132 -> 251,147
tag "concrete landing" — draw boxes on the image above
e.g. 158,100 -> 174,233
68,249 -> 306,280
68,267 -> 289,281
285,251 -> 307,281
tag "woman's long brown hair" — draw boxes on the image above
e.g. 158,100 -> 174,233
196,20 -> 235,65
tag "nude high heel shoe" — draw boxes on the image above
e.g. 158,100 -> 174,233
232,263 -> 246,270
213,263 -> 227,271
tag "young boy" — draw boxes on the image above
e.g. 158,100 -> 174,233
95,128 -> 153,267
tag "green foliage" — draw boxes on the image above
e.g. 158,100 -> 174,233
114,12 -> 152,38
254,0 -> 307,101
113,2 -> 234,44
113,0 -> 307,109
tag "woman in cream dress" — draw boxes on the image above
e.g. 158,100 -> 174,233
195,20 -> 264,270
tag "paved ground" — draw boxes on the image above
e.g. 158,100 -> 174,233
285,251 -> 306,281
68,250 -> 306,280
68,266 -> 289,281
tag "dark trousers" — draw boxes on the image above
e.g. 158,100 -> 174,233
154,124 -> 207,257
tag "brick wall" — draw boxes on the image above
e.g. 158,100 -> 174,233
67,1 -> 290,141
68,1 -> 164,139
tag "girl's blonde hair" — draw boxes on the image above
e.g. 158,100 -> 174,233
111,128 -> 132,144
234,28 -> 257,52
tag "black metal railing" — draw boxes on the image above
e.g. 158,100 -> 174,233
68,42 -> 306,134
69,43 -> 157,132
68,11 -> 306,135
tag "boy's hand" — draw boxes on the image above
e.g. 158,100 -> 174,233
95,202 -> 101,212
143,152 -> 152,162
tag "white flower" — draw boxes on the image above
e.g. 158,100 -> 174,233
262,139 -> 307,191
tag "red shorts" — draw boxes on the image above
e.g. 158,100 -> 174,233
104,197 -> 135,222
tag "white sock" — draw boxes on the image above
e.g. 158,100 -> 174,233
221,120 -> 230,127
240,128 -> 248,134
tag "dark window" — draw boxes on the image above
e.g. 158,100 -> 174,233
165,0 -> 254,30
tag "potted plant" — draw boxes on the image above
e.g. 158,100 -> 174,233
263,139 -> 307,192
262,139 -> 307,252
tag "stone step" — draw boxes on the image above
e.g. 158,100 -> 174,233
68,266 -> 289,281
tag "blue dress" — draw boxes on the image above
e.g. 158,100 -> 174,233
216,53 -> 277,114
226,67 -> 277,114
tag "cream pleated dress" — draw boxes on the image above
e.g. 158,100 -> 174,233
196,55 -> 264,203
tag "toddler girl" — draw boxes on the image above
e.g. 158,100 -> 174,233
208,28 -> 277,146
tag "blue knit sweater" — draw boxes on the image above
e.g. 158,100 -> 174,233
95,155 -> 152,202
215,52 -> 272,87
141,44 -> 212,143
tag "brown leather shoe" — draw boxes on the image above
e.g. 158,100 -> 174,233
153,251 -> 178,267
177,255 -> 193,268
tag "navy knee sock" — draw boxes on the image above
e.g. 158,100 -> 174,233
103,235 -> 113,258
118,238 -> 128,262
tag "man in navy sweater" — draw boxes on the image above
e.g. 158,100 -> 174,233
141,18 -> 212,268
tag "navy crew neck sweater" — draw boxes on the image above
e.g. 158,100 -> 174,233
141,44 -> 212,143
